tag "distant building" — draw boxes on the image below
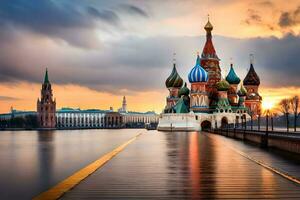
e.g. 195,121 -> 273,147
37,69 -> 56,128
56,108 -> 107,128
1,72 -> 159,129
117,96 -> 159,126
0,107 -> 36,121
122,111 -> 159,127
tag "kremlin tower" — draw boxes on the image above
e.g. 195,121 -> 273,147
37,69 -> 56,128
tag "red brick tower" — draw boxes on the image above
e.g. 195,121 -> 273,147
200,18 -> 222,94
37,69 -> 56,128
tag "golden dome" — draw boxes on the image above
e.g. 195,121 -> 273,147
204,20 -> 213,31
204,15 -> 213,31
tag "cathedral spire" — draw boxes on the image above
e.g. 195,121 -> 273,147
201,16 -> 219,60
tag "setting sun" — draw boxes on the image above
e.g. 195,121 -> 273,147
262,100 -> 274,111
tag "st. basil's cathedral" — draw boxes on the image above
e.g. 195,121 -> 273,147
158,19 -> 262,131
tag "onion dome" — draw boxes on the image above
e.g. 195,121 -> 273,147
216,79 -> 230,91
179,82 -> 190,96
243,63 -> 260,86
188,54 -> 209,83
165,63 -> 183,88
226,64 -> 241,84
238,85 -> 247,96
204,19 -> 213,32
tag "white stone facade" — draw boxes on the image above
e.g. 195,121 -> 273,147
157,110 -> 250,131
56,112 -> 106,128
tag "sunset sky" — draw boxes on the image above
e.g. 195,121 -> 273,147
0,0 -> 300,113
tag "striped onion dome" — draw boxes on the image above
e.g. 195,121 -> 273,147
188,54 -> 209,83
165,63 -> 183,88
226,63 -> 240,84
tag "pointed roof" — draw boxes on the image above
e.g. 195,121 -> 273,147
201,17 -> 219,60
174,98 -> 189,113
44,68 -> 50,84
243,63 -> 260,86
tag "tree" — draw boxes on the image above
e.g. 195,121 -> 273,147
279,99 -> 291,132
290,96 -> 299,132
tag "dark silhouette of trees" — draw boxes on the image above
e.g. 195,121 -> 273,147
279,99 -> 290,132
0,115 -> 38,129
290,95 -> 299,132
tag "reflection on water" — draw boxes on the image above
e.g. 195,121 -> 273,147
0,129 -> 140,200
163,132 -> 285,199
62,131 -> 300,200
37,131 -> 55,190
164,132 -> 216,199
1,130 -> 299,199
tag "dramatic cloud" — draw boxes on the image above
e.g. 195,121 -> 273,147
0,0 -> 299,96
278,6 -> 300,28
0,28 -> 300,94
0,0 -> 149,48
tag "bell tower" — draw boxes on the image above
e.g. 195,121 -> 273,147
37,69 -> 56,128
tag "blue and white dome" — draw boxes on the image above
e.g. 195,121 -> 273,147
188,55 -> 209,83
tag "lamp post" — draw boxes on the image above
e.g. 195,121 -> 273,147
250,112 -> 253,131
258,114 -> 261,131
271,112 -> 274,132
266,109 -> 269,134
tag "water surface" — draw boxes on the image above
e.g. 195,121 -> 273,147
0,129 -> 141,200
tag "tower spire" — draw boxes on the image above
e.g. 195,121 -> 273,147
250,54 -> 254,65
201,16 -> 218,60
44,68 -> 50,84
173,53 -> 176,66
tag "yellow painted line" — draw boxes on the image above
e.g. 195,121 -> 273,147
204,133 -> 300,185
33,133 -> 143,200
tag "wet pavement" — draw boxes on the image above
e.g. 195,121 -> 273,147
61,131 -> 300,199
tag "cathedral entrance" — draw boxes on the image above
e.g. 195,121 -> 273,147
221,117 -> 228,128
201,120 -> 211,131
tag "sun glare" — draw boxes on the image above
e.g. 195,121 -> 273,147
262,100 -> 274,110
